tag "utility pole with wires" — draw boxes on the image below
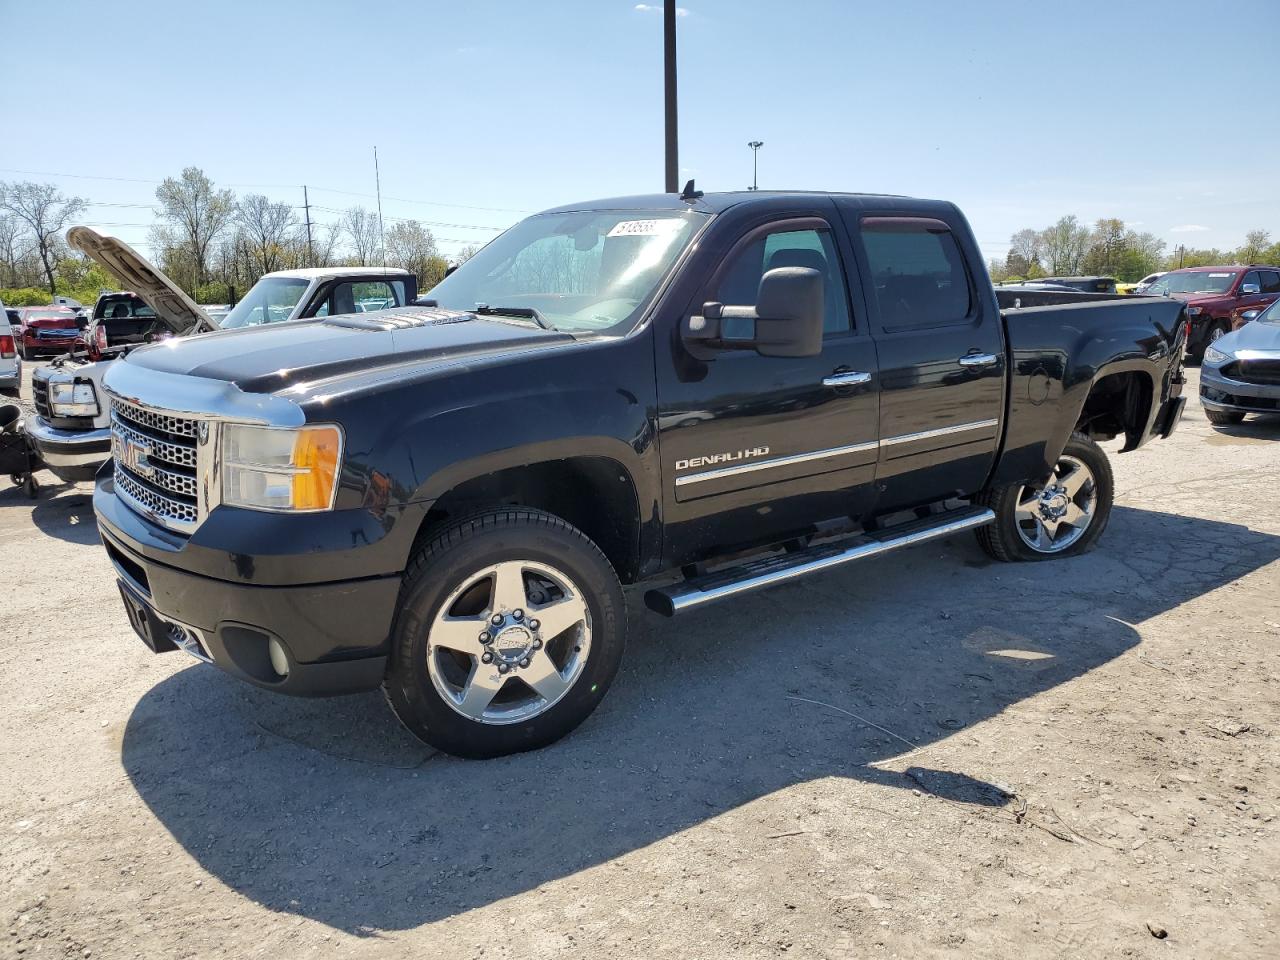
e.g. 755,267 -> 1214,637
302,185 -> 314,267
1177,244 -> 1185,268
374,146 -> 386,266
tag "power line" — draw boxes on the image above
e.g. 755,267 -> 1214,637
0,166 -> 530,214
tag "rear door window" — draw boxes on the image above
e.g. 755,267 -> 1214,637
858,217 -> 973,330
1259,270 -> 1280,294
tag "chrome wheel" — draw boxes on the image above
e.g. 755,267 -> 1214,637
1209,324 -> 1226,343
426,559 -> 591,725
1013,455 -> 1097,554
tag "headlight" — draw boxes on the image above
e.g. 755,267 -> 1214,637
1203,345 -> 1231,365
1185,306 -> 1203,316
221,423 -> 344,511
49,380 -> 99,417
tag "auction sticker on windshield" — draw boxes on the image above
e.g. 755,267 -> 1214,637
607,219 -> 683,238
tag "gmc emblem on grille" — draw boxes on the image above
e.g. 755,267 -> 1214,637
118,437 -> 155,478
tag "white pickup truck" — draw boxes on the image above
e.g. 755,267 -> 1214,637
24,227 -> 416,484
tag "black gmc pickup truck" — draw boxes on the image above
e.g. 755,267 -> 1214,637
95,189 -> 1187,758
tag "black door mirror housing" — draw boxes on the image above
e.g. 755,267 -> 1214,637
684,266 -> 824,358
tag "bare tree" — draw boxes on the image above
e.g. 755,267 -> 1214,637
1008,228 -> 1041,266
0,181 -> 86,294
236,194 -> 298,275
454,243 -> 482,265
155,167 -> 235,287
310,222 -> 341,268
0,212 -> 32,287
342,207 -> 382,265
1038,215 -> 1090,276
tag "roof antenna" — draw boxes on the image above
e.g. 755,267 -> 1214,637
680,178 -> 703,202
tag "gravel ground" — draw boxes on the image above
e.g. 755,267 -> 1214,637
2,365 -> 1278,959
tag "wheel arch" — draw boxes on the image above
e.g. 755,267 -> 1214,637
1075,366 -> 1157,452
410,449 -> 649,584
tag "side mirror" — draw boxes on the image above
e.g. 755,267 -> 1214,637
684,267 -> 824,358
1241,282 -> 1261,295
1241,309 -> 1260,322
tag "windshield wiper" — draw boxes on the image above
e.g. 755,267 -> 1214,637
473,303 -> 552,330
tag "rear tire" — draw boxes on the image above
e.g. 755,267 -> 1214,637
383,508 -> 626,758
976,432 -> 1113,562
1205,408 -> 1245,426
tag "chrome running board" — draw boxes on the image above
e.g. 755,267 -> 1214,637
644,506 -> 994,617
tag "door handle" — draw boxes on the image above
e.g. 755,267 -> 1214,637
822,370 -> 872,387
958,352 -> 999,368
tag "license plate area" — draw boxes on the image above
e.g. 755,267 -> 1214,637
117,581 -> 178,653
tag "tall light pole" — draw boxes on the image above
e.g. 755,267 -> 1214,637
664,0 -> 679,192
748,140 -> 764,191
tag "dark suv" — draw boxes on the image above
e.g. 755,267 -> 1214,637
1148,266 -> 1280,357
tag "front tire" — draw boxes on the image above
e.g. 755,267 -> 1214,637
1205,408 -> 1245,426
976,432 -> 1114,562
384,508 -> 626,758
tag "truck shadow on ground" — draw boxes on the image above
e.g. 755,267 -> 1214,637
120,504 -> 1280,933
0,482 -> 101,545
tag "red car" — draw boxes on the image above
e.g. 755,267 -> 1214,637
1147,265 -> 1280,358
15,307 -> 84,359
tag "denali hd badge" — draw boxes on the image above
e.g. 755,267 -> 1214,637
675,447 -> 769,471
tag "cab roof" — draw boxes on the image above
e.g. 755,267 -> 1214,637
540,189 -> 926,216
261,266 -> 412,280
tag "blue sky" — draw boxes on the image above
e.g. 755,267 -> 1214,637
2,0 -> 1277,263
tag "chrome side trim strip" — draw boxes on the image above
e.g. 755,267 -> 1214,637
647,508 -> 995,615
880,418 -> 999,448
674,440 -> 879,487
674,418 -> 1000,487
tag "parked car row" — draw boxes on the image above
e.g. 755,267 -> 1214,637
18,227 -> 419,487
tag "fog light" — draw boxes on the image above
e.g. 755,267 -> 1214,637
268,638 -> 290,677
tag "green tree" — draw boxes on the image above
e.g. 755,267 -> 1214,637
1237,229 -> 1271,264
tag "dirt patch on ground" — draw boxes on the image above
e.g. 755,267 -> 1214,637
2,368 -> 1278,959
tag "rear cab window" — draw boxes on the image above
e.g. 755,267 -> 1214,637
96,297 -> 156,323
858,217 -> 974,330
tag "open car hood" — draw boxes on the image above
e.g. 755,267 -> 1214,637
67,227 -> 217,336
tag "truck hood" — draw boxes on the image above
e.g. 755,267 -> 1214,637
1168,292 -> 1226,307
119,307 -> 576,396
67,227 -> 217,336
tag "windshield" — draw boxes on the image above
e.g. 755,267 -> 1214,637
1149,271 -> 1237,296
221,277 -> 310,329
1255,299 -> 1280,324
427,209 -> 707,333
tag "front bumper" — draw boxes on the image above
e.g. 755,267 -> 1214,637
23,335 -> 79,353
24,416 -> 111,480
94,473 -> 400,697
1200,364 -> 1280,414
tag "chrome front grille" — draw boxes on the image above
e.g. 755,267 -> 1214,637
32,378 -> 51,420
110,397 -> 201,532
